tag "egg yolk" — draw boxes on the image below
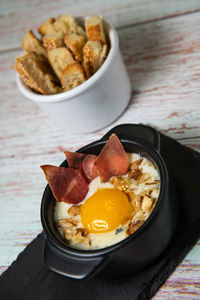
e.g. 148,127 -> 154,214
81,188 -> 133,233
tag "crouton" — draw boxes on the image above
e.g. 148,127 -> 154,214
15,57 -> 39,91
21,74 -> 40,91
77,26 -> 87,41
22,30 -> 46,57
47,47 -> 75,79
85,15 -> 106,44
53,14 -> 77,34
64,34 -> 85,62
83,40 -> 107,78
43,32 -> 64,50
14,53 -> 62,95
41,15 -> 86,51
15,14 -> 109,95
53,15 -> 86,39
38,17 -> 55,36
61,63 -> 86,91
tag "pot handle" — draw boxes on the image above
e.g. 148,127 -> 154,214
43,240 -> 106,280
101,123 -> 161,152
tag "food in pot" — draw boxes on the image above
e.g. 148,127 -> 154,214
14,15 -> 109,95
41,134 -> 160,250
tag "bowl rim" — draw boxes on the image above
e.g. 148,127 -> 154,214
41,136 -> 169,258
16,17 -> 119,103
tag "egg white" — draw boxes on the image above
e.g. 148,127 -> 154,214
70,227 -> 128,250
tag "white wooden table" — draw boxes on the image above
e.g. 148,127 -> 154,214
0,1 -> 200,298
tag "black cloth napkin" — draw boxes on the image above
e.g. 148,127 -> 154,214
1,133 -> 200,300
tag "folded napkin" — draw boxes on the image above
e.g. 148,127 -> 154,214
1,133 -> 200,300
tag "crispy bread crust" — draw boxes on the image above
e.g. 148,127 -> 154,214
47,47 -> 75,79
64,34 -> 85,62
85,16 -> 106,44
22,30 -> 46,57
43,32 -> 64,50
15,57 -> 39,91
61,63 -> 86,91
38,18 -> 55,36
83,41 -> 107,78
14,53 -> 62,95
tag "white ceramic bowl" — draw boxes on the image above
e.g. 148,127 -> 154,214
16,17 -> 131,134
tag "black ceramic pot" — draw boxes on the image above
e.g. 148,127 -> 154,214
41,124 -> 178,280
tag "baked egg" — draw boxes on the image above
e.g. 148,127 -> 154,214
54,153 -> 160,250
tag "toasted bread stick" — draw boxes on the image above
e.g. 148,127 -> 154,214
64,34 -> 85,62
85,15 -> 106,44
61,63 -> 86,91
14,53 -> 62,94
83,40 -> 107,78
22,30 -> 46,57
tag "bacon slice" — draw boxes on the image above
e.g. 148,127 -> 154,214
94,134 -> 129,182
64,151 -> 98,183
41,165 -> 89,204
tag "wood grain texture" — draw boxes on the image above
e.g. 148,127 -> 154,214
1,12 -> 200,160
1,0 -> 200,51
155,243 -> 200,298
0,0 -> 200,298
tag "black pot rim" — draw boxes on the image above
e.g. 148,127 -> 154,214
41,136 -> 169,258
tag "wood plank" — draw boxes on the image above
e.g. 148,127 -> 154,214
179,138 -> 200,152
154,241 -> 200,298
0,10 -> 200,297
1,0 -> 200,51
1,12 -> 200,160
118,11 -> 200,139
155,260 -> 200,298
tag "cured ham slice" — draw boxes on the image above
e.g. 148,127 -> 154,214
64,151 -> 85,169
64,151 -> 98,183
94,134 -> 129,182
82,154 -> 99,182
41,165 -> 89,204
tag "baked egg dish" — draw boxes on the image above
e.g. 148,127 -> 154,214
54,153 -> 160,250
41,134 -> 160,250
